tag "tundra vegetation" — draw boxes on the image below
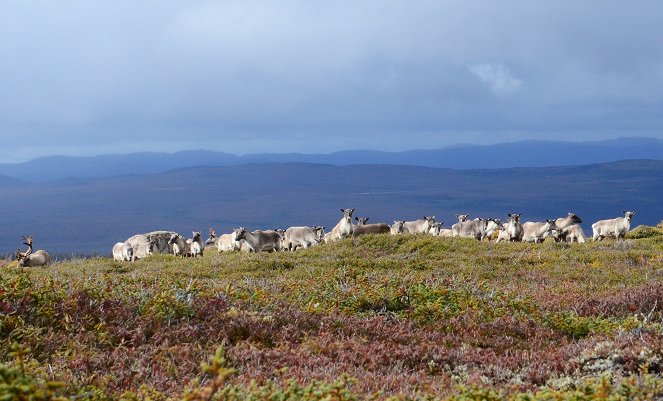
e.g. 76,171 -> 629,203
1,224 -> 663,400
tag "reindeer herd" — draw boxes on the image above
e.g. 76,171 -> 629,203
12,210 -> 638,267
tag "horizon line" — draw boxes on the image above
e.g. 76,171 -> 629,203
3,136 -> 661,165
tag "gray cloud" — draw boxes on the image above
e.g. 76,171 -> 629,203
1,1 -> 662,161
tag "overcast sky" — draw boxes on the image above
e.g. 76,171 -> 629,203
1,1 -> 662,162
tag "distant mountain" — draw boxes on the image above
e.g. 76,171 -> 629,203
1,137 -> 662,183
0,174 -> 26,188
0,150 -> 240,183
0,159 -> 661,256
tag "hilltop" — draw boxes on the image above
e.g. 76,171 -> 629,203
1,234 -> 663,399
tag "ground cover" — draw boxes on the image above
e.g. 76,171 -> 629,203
2,232 -> 663,400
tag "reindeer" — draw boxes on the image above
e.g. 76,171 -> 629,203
190,231 -> 204,257
168,233 -> 190,257
16,235 -> 50,267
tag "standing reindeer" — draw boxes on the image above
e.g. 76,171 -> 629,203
16,235 -> 50,267
190,231 -> 204,257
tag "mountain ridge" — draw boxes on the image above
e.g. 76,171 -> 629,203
1,137 -> 662,183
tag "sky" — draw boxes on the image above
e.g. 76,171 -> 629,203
1,1 -> 662,162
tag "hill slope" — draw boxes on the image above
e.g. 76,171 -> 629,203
0,160 -> 661,255
1,235 -> 663,399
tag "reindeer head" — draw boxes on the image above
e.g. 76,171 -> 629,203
16,247 -> 31,267
17,235 -> 34,266
147,238 -> 159,255
391,220 -> 405,234
275,229 -> 286,241
340,208 -> 355,222
567,213 -> 583,224
234,227 -> 248,240
623,211 -> 635,221
15,248 -> 25,263
168,234 -> 179,245
456,214 -> 469,222
205,228 -> 217,245
311,226 -> 326,240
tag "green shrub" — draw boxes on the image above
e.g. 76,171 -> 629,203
626,225 -> 663,239
0,344 -> 67,401
543,312 -> 617,339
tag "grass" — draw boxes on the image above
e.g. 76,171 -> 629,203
2,232 -> 663,400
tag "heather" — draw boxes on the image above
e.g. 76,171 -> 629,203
1,233 -> 663,400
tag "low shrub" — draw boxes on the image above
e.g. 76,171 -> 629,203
626,225 -> 663,239
1,234 -> 663,399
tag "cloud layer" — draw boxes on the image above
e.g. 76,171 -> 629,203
1,1 -> 662,161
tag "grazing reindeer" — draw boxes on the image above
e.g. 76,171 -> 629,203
16,235 -> 50,267
112,241 -> 135,262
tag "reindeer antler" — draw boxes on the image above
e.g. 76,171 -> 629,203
20,235 -> 33,256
